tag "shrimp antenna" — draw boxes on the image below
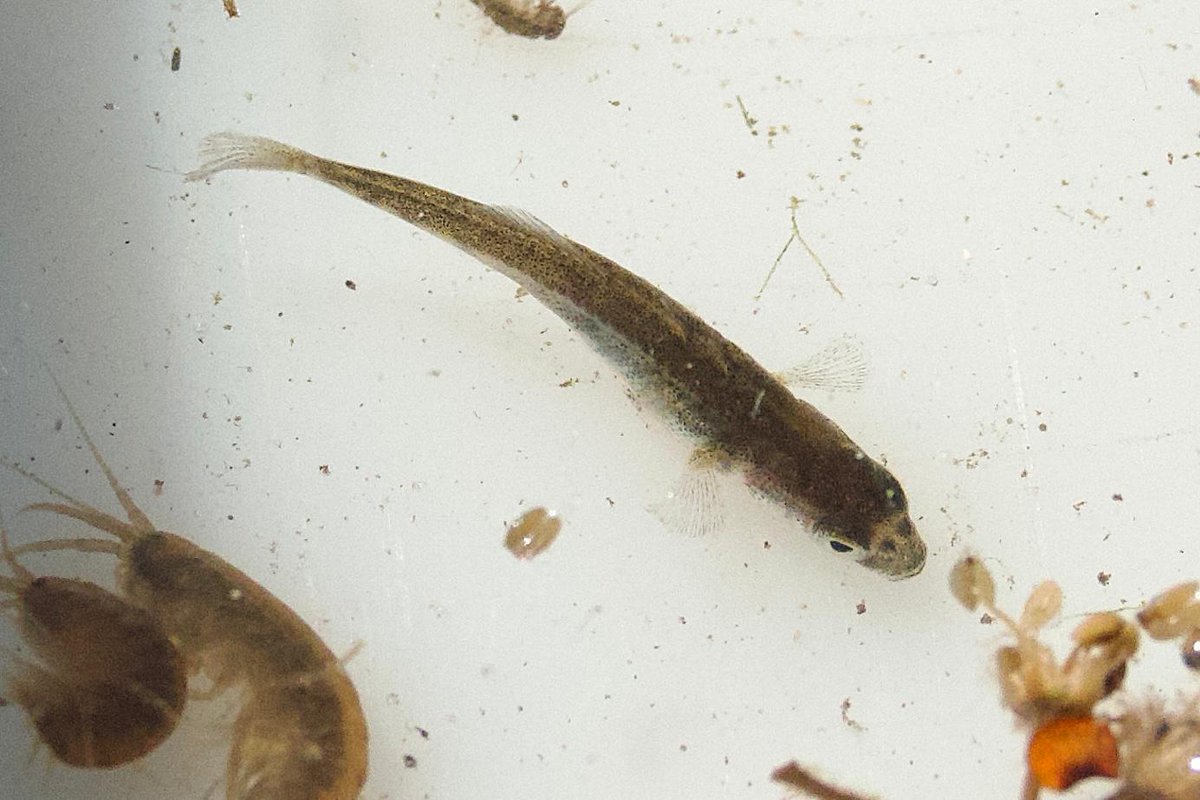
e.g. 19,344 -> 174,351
2,371 -> 150,545
0,512 -> 31,594
47,372 -> 153,532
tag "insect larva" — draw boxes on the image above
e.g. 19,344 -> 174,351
0,524 -> 187,768
8,387 -> 368,799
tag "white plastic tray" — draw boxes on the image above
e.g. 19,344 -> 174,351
1,3 -> 1197,798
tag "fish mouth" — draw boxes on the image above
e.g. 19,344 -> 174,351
860,514 -> 926,580
863,547 -> 926,580
811,512 -> 926,579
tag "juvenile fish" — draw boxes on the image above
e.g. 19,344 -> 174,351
187,133 -> 926,579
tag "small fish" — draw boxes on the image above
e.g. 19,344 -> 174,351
187,133 -> 926,579
469,0 -> 568,40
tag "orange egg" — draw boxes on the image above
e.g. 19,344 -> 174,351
1027,716 -> 1120,790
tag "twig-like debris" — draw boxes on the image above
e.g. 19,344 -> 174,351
756,197 -> 844,300
772,761 -> 874,800
735,95 -> 758,136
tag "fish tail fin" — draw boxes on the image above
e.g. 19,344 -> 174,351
185,132 -> 314,182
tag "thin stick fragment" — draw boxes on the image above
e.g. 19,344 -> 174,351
756,197 -> 843,300
735,95 -> 758,135
772,761 -> 875,800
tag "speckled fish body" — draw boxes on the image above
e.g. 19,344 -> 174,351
188,134 -> 926,578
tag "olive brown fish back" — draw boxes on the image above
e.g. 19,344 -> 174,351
188,133 -> 925,579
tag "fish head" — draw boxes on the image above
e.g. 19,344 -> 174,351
815,511 -> 926,579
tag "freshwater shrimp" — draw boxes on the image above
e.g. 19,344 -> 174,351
8,390 -> 368,799
469,0 -> 571,39
0,524 -> 187,768
186,133 -> 926,579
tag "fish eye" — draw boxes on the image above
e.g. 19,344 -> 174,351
1182,629 -> 1200,670
829,540 -> 854,554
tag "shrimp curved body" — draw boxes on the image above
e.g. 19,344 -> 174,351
0,530 -> 187,768
9,392 -> 368,799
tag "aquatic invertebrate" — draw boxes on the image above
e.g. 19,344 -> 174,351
0,524 -> 186,768
8,390 -> 368,798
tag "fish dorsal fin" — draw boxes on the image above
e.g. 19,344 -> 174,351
774,336 -> 867,393
489,205 -> 586,260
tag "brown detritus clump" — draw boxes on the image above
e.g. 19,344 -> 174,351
1136,581 -> 1200,671
0,525 -> 186,768
469,0 -> 570,40
950,555 -> 1137,797
503,507 -> 561,559
950,556 -> 1137,728
1107,694 -> 1200,800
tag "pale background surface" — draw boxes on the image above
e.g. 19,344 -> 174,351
0,2 -> 1197,798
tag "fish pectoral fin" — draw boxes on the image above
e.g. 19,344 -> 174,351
646,445 -> 728,537
687,443 -> 734,472
773,335 -> 867,393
